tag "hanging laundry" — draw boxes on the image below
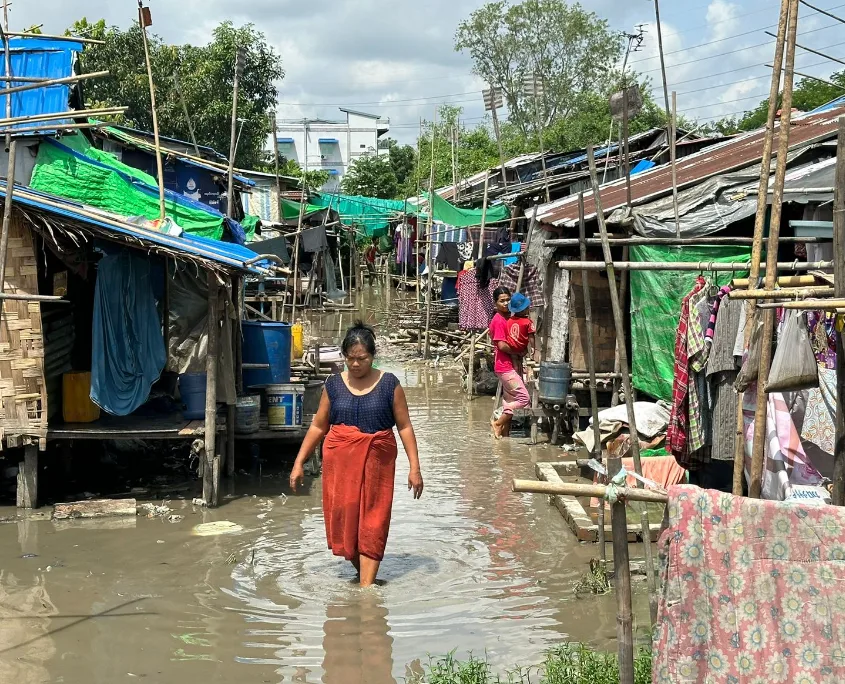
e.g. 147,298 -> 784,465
457,242 -> 475,262
457,270 -> 498,330
435,243 -> 462,271
431,225 -> 466,244
301,226 -> 328,253
90,248 -> 167,416
503,241 -> 522,266
497,263 -> 545,307
666,277 -> 706,467
706,297 -> 743,464
394,222 -> 415,264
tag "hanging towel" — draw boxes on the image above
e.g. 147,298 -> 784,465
498,263 -> 545,307
90,249 -> 167,416
435,243 -> 462,271
301,226 -> 328,253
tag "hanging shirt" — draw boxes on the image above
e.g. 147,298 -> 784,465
667,277 -> 706,464
497,263 -> 545,307
687,286 -> 711,458
457,270 -> 498,330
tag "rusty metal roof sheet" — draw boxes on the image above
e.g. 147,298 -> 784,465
532,107 -> 845,227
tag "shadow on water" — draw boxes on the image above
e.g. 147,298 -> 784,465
0,291 -> 648,682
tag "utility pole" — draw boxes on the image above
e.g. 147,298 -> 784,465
523,73 -> 549,202
138,1 -> 166,220
271,112 -> 283,224
483,86 -> 508,190
226,47 -> 245,219
653,2 -> 671,120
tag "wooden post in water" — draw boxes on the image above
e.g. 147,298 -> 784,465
733,0 -> 791,495
204,272 -> 221,506
749,0 -> 800,500
579,193 -> 606,563
831,116 -> 845,505
608,455 -> 635,684
586,146 -> 658,625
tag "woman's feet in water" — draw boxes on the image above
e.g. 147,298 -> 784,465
491,418 -> 503,439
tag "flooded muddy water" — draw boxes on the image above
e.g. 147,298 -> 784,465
0,295 -> 649,683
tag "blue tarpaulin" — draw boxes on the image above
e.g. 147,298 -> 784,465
90,248 -> 167,416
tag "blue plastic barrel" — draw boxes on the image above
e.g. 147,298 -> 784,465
179,373 -> 207,419
242,321 -> 292,388
538,362 -> 571,404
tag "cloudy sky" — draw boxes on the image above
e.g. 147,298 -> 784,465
13,0 -> 845,144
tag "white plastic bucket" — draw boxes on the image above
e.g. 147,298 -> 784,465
266,383 -> 304,431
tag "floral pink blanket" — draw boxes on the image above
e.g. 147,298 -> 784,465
653,485 -> 845,683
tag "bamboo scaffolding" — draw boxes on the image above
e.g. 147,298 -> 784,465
138,2 -> 165,221
670,91 -> 681,238
833,116 -> 845,505
225,48 -> 243,220
423,110 -> 438,360
732,274 -> 818,288
586,145 -> 658,630
609,456 -> 635,684
578,191 -> 606,565
0,70 -> 109,97
545,236 -> 827,246
5,31 -> 105,45
555,260 -> 831,272
0,121 -> 111,136
750,0 -> 800,501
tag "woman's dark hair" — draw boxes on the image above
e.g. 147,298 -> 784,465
492,286 -> 512,302
342,320 -> 377,356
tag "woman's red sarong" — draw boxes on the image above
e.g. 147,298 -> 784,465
321,424 -> 397,561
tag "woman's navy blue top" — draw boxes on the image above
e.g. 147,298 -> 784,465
325,372 -> 398,434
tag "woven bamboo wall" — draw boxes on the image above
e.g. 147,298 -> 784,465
0,213 -> 46,449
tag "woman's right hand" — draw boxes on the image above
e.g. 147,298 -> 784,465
289,463 -> 305,493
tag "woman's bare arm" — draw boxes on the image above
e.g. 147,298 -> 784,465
393,384 -> 423,498
289,389 -> 330,491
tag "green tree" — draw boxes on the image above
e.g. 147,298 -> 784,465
71,18 -> 284,168
707,71 -> 845,135
455,0 -> 622,137
280,159 -> 329,190
341,154 -> 399,199
386,140 -> 417,190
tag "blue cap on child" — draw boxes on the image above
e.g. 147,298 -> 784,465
509,292 -> 531,314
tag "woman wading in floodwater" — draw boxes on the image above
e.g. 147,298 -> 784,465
290,322 -> 424,586
489,287 -> 531,439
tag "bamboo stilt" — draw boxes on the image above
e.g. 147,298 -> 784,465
750,0 -> 800,500
586,145 -> 658,627
579,192 -> 606,564
203,273 -> 220,507
734,0 -> 792,497
608,456 -> 635,684
833,116 -> 845,506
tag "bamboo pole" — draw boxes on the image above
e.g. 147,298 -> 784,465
586,145 -> 658,626
750,0 -> 800,501
611,244 -> 629,409
670,91 -> 681,238
729,286 -> 834,299
833,116 -> 845,506
732,274 -> 818,288
5,31 -> 105,45
757,298 -> 845,309
555,260 -> 831,272
138,2 -> 165,221
734,0 -> 792,497
0,139 -> 16,305
226,48 -> 243,220
0,70 -> 110,100
654,0 -> 671,120
423,111 -> 438,359
0,121 -> 112,136
0,106 -> 127,127
271,113 -> 283,223
608,456 -> 635,684
622,91 -> 632,208
512,477 -> 669,504
287,189 -> 306,320
579,192 -> 606,565
173,71 -> 200,157
545,236 -> 828,247
204,273 -> 220,507
490,99 -> 508,190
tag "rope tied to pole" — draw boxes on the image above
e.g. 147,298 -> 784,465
604,467 -> 629,505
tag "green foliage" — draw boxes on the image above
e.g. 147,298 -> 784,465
455,0 -> 622,137
408,645 -> 653,684
279,160 -> 328,191
705,70 -> 845,136
388,140 -> 417,189
341,154 -> 398,199
71,18 -> 284,168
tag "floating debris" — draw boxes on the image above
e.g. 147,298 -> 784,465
191,521 -> 243,537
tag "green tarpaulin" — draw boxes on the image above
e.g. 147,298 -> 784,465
29,136 -> 228,240
629,245 -> 750,402
311,193 -> 412,238
427,191 -> 511,227
240,214 -> 260,242
280,197 -> 323,222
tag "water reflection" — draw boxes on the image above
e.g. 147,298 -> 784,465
322,593 -> 394,684
0,571 -> 57,684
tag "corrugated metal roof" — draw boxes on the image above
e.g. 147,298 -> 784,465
0,182 -> 270,274
1,38 -> 81,129
532,107 -> 845,227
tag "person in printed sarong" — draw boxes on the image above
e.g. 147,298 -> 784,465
290,322 -> 424,586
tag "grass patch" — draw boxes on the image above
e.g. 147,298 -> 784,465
408,643 -> 652,684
